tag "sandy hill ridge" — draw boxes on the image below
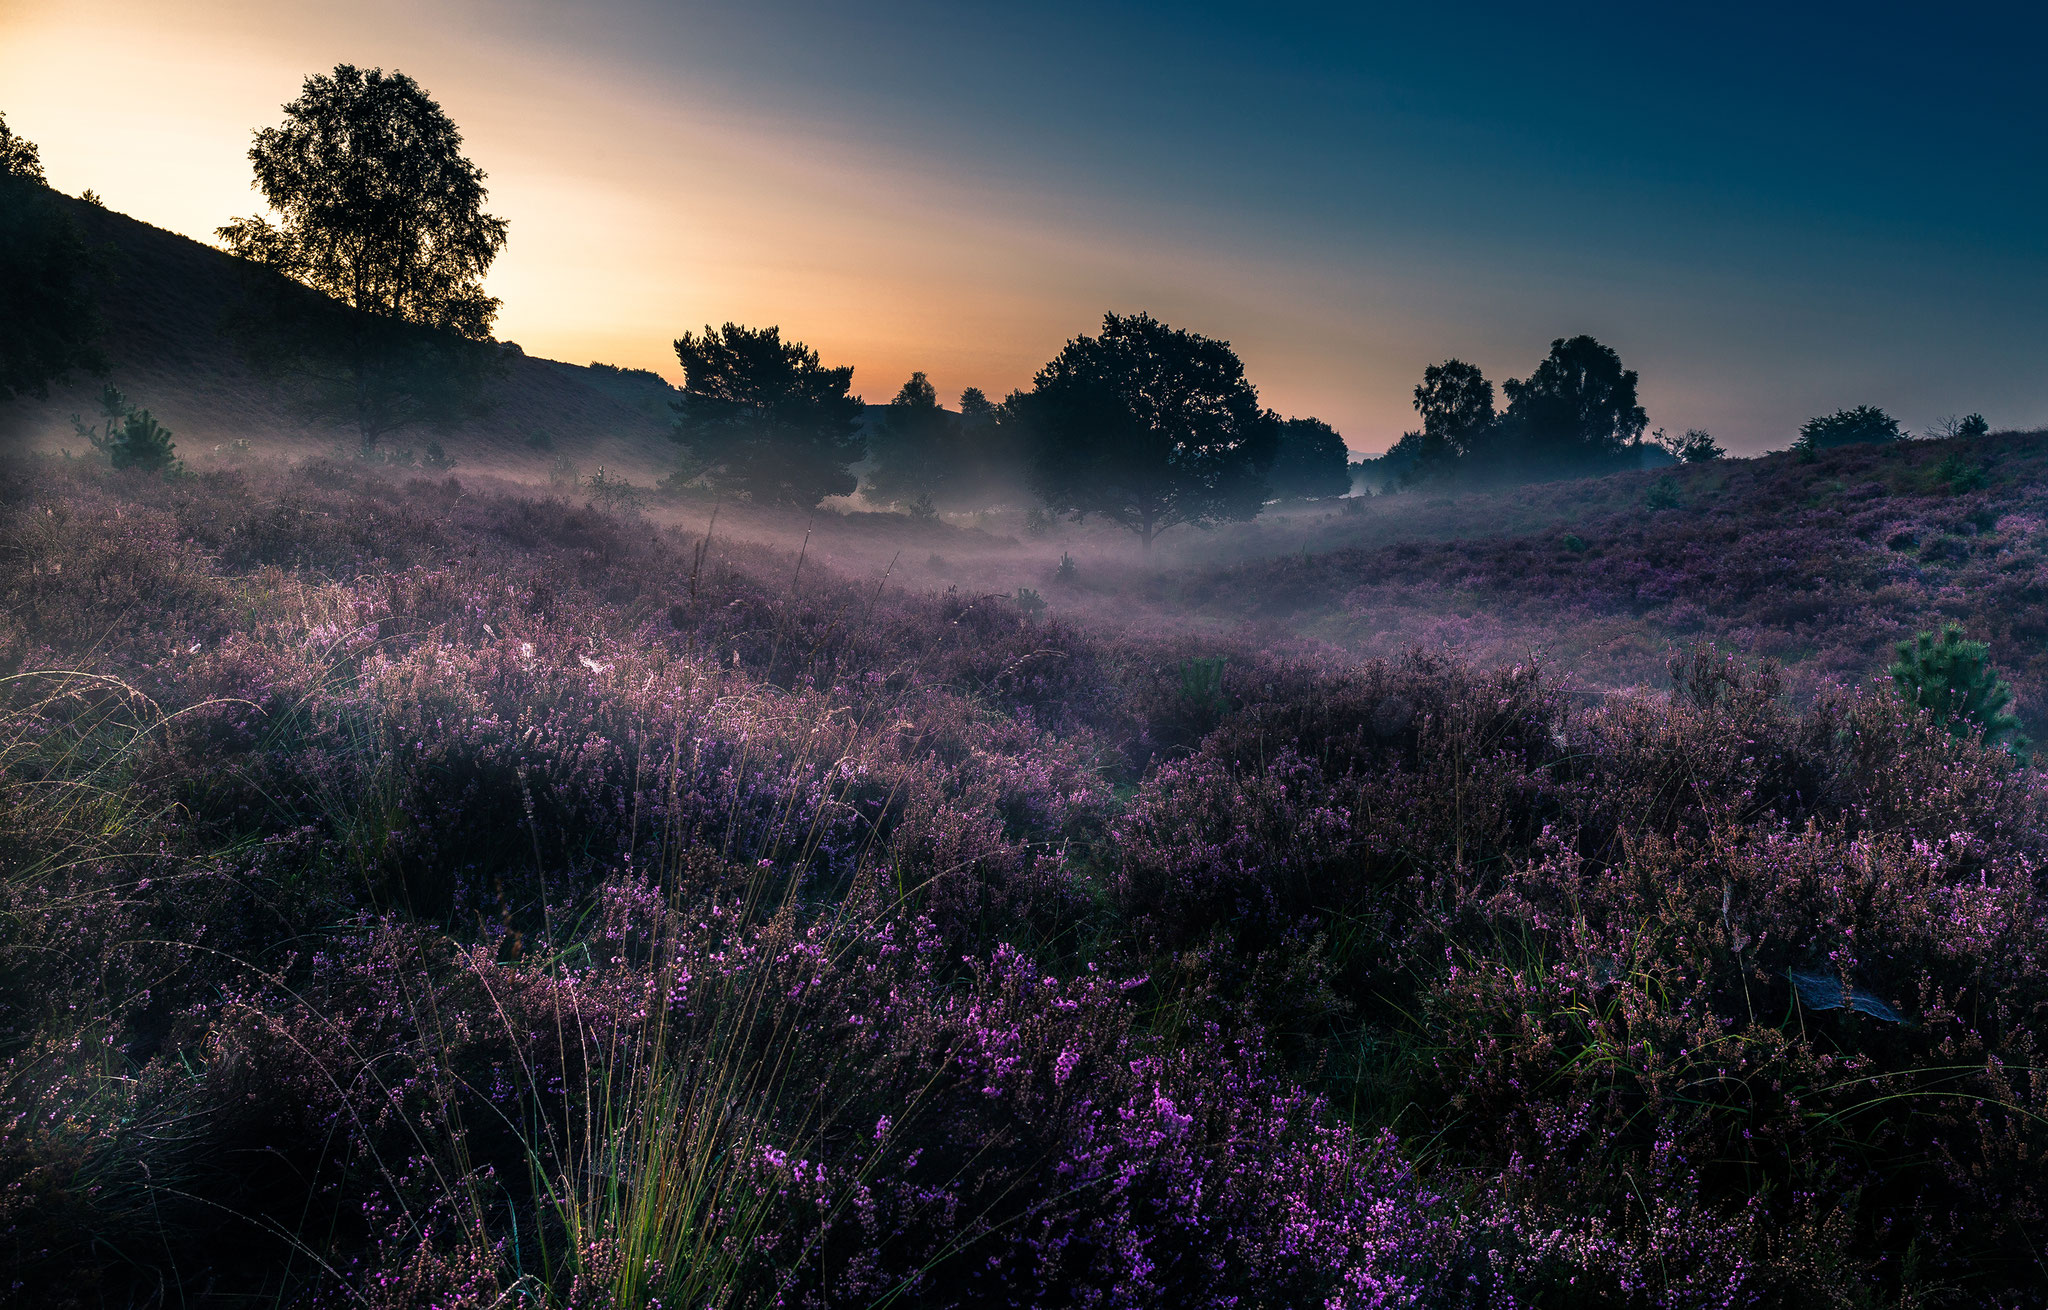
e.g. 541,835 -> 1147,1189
1,190 -> 681,481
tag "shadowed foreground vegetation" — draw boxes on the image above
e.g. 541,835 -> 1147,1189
4,451 -> 2047,1308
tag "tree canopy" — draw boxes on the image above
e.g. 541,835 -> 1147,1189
0,110 -> 47,183
1266,416 -> 1352,500
1414,359 -> 1497,460
216,66 -> 508,449
1499,335 -> 1647,468
670,323 -> 866,507
219,65 -> 506,336
1016,312 -> 1276,546
1387,358 -> 1499,484
1797,405 -> 1902,452
958,387 -> 995,425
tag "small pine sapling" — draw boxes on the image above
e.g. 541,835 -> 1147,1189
1889,622 -> 2026,753
72,384 -> 180,472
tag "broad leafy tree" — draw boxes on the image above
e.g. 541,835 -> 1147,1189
1388,358 -> 1499,484
1499,335 -> 1647,469
670,323 -> 866,507
0,112 -> 104,401
1016,312 -> 1276,546
218,65 -> 508,450
1266,416 -> 1351,499
1414,359 -> 1496,460
957,387 -> 995,427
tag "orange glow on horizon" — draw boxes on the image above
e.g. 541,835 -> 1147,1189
1,0 -> 1424,450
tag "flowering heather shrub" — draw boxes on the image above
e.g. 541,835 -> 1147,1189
1110,641 -> 2048,1302
5,451 -> 2048,1306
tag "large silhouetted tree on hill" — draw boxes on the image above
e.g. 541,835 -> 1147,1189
1,111 -> 104,402
1266,416 -> 1351,499
1499,335 -> 1646,471
670,323 -> 866,507
218,65 -> 508,450
1016,312 -> 1276,547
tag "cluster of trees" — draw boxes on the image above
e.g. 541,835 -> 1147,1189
1362,335 -> 1681,490
1785,406 -> 1987,458
863,375 -> 1018,514
665,312 -> 1354,542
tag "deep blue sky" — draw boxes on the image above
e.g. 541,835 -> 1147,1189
551,0 -> 2048,449
13,0 -> 2045,450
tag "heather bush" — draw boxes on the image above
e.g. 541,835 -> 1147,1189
1107,641 -> 2048,1303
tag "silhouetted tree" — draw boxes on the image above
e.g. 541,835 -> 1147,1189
958,387 -> 995,427
0,110 -> 46,182
1499,335 -> 1647,471
1015,312 -> 1276,547
1,114 -> 104,401
1654,427 -> 1724,463
865,370 -> 957,507
670,323 -> 866,507
1927,413 -> 1989,442
1265,416 -> 1351,499
1414,359 -> 1496,460
217,65 -> 508,450
1795,404 -> 1901,453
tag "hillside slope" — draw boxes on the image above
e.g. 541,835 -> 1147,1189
0,190 -> 680,480
1135,431 -> 2048,733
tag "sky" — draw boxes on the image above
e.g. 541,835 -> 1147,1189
3,0 -> 2044,453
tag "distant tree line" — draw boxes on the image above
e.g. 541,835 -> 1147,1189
1354,336 -> 1673,491
664,311 -> 1353,542
9,67 -> 2009,532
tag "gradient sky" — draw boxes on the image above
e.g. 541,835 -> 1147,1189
5,0 -> 2044,452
